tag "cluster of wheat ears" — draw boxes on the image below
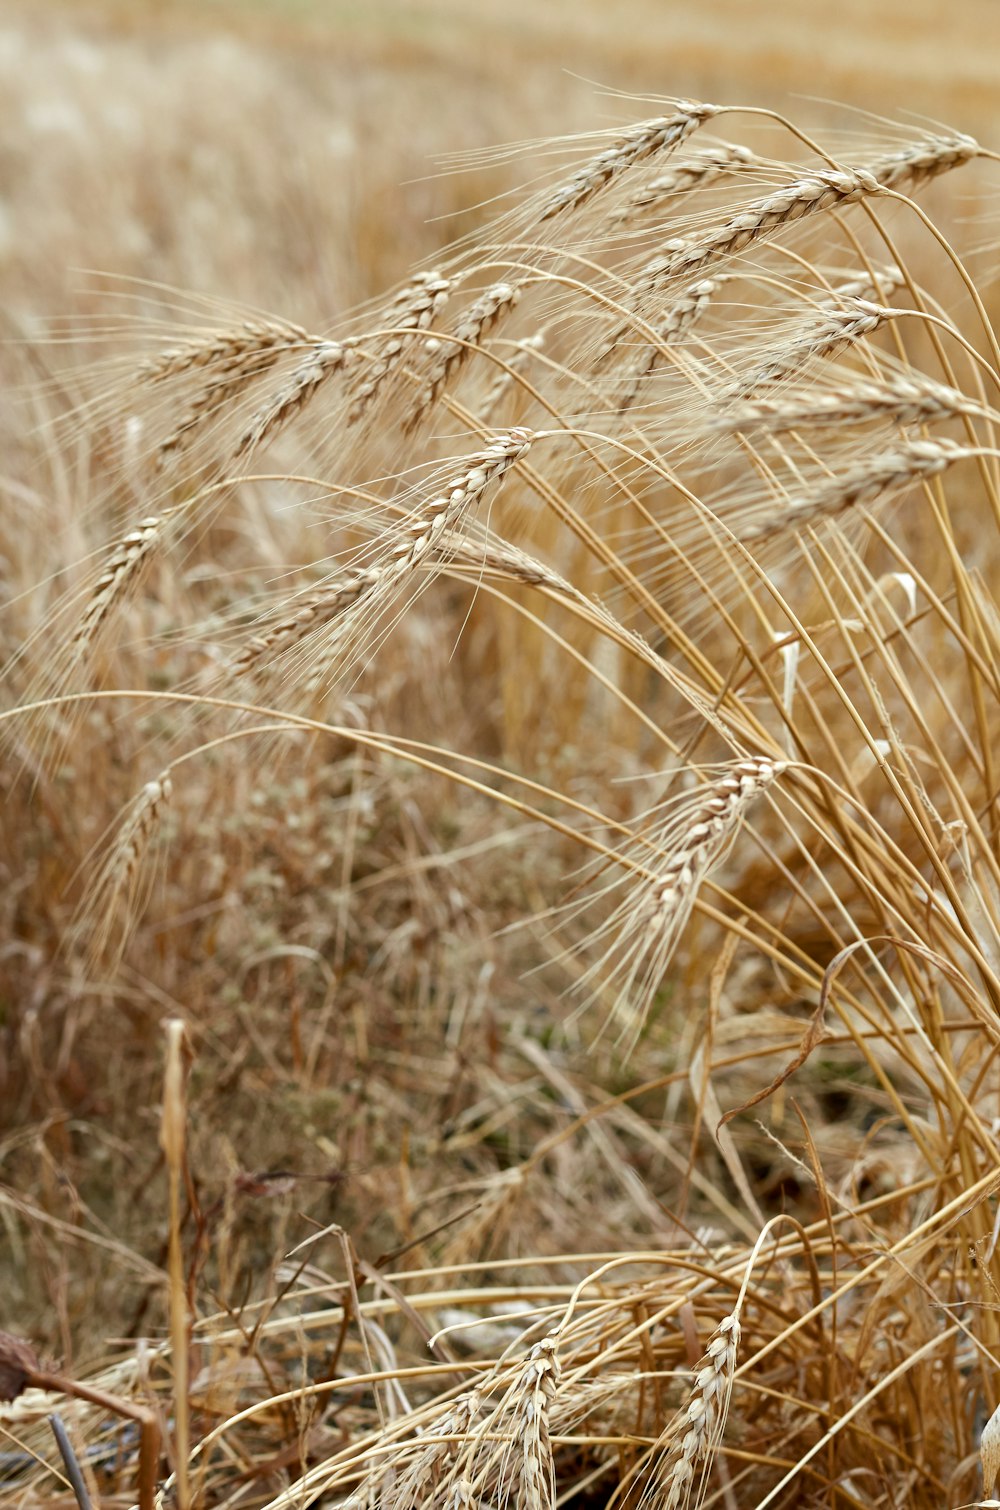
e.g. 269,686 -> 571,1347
5,94 -> 1000,1509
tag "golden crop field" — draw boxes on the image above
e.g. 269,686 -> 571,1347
2,2 -> 1000,1506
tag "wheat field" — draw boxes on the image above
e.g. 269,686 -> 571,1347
2,3 -> 1000,1508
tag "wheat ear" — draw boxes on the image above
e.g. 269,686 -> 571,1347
613,277 -> 721,409
623,133 -> 975,313
731,284 -> 901,395
276,428 -> 535,697
80,770 -> 174,968
742,437 -> 972,541
71,515 -> 164,663
233,339 -> 353,459
611,142 -> 756,223
407,280 -> 522,430
535,102 -> 720,224
137,316 -> 310,384
478,330 -> 547,421
719,373 -> 981,432
156,346 -> 286,469
658,1315 -> 740,1510
580,758 -> 786,1030
348,270 -> 452,422
640,758 -> 785,949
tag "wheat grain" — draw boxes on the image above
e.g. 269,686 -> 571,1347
380,1389 -> 482,1510
634,167 -> 884,296
156,347 -> 286,469
368,425 -> 532,589
286,428 -> 534,696
640,759 -> 785,950
231,569 -> 380,677
872,129 -> 978,189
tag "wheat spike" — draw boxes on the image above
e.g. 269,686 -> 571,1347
535,103 -> 720,224
155,347 -> 286,469
81,770 -> 174,968
719,373 -> 980,432
742,437 -> 971,541
611,142 -> 756,223
579,758 -> 786,1032
348,270 -> 452,423
478,330 -> 547,422
407,280 -> 522,429
731,282 -> 901,395
71,515 -> 163,662
620,134 -> 974,325
613,276 -> 720,407
516,1336 -> 559,1510
136,317 -> 310,384
233,339 -> 352,458
231,568 -> 380,677
657,1315 -> 740,1510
